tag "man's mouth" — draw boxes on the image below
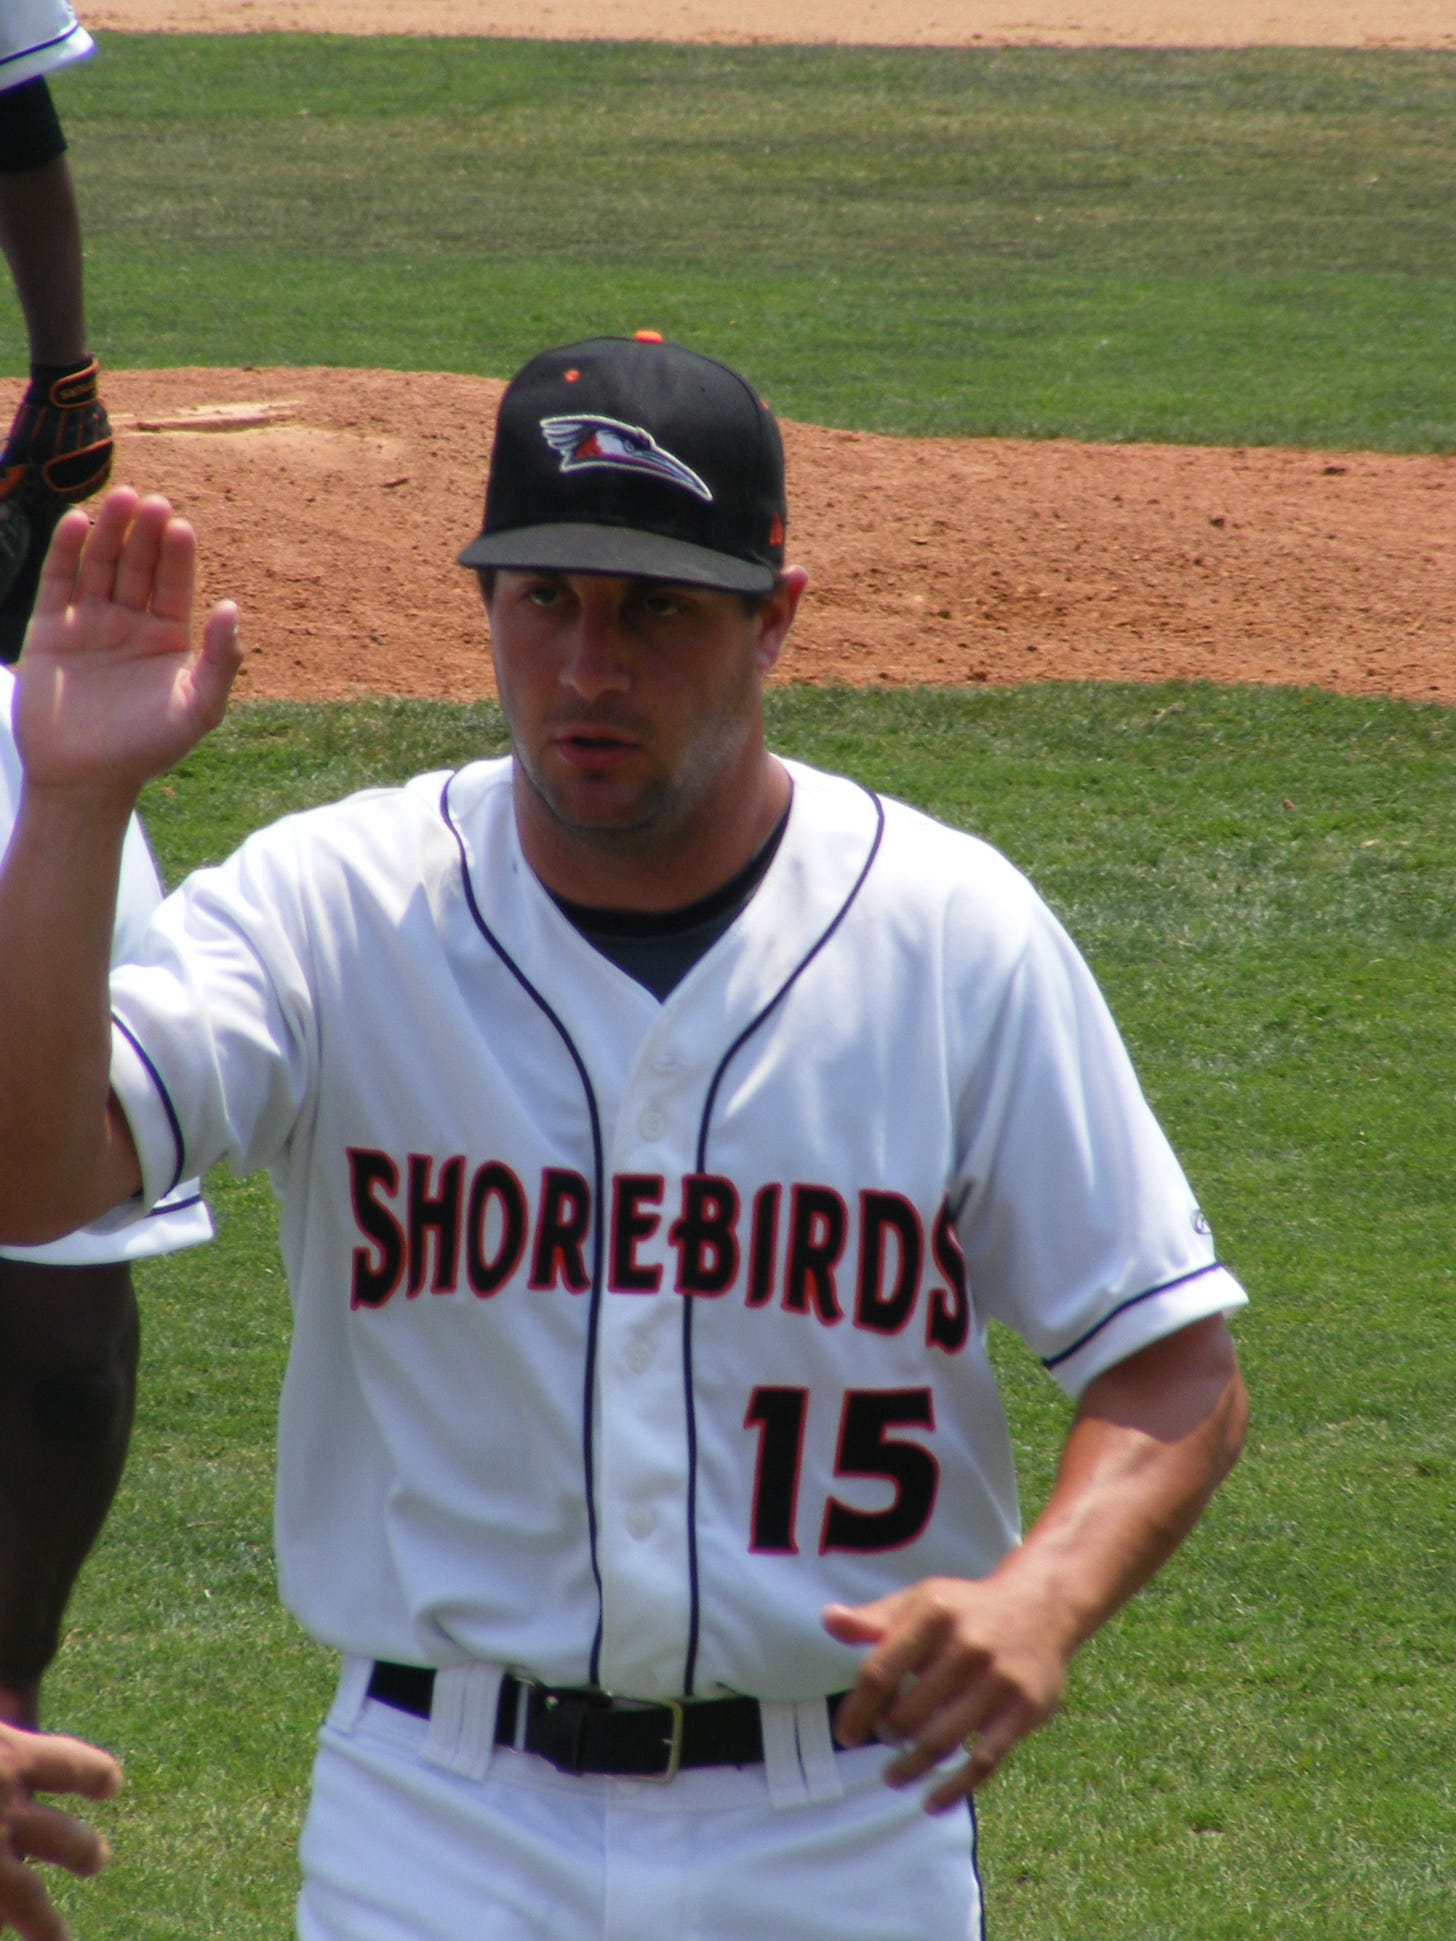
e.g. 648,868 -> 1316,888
553,727 -> 639,771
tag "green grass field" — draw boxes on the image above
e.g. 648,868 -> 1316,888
41,38 -> 1456,449
22,31 -> 1456,1941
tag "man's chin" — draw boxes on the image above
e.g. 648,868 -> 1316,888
535,773 -> 665,842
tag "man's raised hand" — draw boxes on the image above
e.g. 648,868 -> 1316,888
15,487 -> 242,802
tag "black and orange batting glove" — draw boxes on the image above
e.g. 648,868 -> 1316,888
0,356 -> 114,511
0,358 -> 115,651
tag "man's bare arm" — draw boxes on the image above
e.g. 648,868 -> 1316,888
0,1261 -> 139,1730
0,490 -> 241,1242
825,1314 -> 1247,1811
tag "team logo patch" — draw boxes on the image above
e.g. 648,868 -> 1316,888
539,414 -> 713,502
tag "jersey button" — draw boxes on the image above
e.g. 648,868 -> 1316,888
626,1339 -> 653,1373
651,1048 -> 681,1073
638,1108 -> 666,1140
626,1506 -> 655,1541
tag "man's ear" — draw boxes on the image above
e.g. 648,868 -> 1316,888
755,566 -> 809,676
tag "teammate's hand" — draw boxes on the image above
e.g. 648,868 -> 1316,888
14,486 -> 242,804
0,1722 -> 122,1941
823,1575 -> 1071,1814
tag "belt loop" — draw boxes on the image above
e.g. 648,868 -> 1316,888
422,1662 -> 505,1780
508,1676 -> 530,1752
757,1699 -> 811,1808
328,1655 -> 374,1735
793,1695 -> 846,1804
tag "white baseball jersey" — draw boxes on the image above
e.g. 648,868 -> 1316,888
1,2 -> 93,91
107,755 -> 1245,1701
0,665 -> 211,1265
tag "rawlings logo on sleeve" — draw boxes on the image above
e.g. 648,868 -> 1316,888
346,1149 -> 970,1355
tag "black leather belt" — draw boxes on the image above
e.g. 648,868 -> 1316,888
367,1661 -> 842,1782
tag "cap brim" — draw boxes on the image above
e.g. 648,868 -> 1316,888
457,522 -> 777,595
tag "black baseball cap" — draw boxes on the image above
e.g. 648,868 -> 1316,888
458,334 -> 787,595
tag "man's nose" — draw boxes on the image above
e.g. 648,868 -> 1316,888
560,594 -> 631,700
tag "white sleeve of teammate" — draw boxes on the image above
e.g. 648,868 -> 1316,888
107,818 -> 321,1216
949,875 -> 1246,1397
0,666 -> 213,1265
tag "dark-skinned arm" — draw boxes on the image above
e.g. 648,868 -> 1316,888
0,1259 -> 138,1732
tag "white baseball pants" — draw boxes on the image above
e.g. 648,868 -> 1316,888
297,1658 -> 985,1940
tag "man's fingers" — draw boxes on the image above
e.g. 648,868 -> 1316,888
145,506 -> 202,627
0,1848 -> 70,1941
2,1797 -> 111,1877
71,487 -> 142,607
191,601 -> 244,726
0,1730 -> 122,1804
111,495 -> 177,617
828,1602 -> 929,1749
0,1731 -> 121,1941
920,1716 -> 1023,1815
30,508 -> 92,623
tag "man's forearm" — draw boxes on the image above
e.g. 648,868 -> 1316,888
0,784 -> 135,1241
0,491 -> 241,1241
825,1315 -> 1247,1809
0,1262 -> 138,1729
998,1314 -> 1248,1653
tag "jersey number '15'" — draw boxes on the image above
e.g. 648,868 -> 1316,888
745,1386 -> 939,1555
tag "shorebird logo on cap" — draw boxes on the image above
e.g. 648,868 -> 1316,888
540,414 -> 713,502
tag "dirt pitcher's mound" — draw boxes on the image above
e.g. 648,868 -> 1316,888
84,366 -> 1454,707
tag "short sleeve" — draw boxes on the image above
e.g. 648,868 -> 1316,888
950,882 -> 1246,1395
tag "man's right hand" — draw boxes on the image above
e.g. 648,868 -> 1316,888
0,1723 -> 122,1941
15,486 -> 242,804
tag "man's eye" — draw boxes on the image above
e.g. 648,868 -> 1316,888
641,593 -> 685,618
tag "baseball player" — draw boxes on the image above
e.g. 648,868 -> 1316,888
0,658 -> 211,1941
1,2 -> 114,661
0,335 -> 1247,1940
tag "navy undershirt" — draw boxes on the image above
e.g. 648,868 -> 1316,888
549,806 -> 791,1002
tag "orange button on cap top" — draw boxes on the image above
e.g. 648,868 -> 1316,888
634,329 -> 664,343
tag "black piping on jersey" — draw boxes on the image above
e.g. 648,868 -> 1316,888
140,1190 -> 208,1223
967,1796 -> 987,1941
111,1012 -> 188,1200
439,775 -> 611,1687
680,784 -> 886,1696
1042,1260 -> 1225,1372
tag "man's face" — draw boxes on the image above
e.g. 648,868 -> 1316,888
484,568 -> 803,899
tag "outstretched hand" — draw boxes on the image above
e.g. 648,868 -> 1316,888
0,1723 -> 122,1941
15,487 -> 243,803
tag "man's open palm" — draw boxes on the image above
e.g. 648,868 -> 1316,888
16,488 -> 242,799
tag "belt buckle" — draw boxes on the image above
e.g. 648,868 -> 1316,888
642,1697 -> 685,1784
534,1684 -> 685,1781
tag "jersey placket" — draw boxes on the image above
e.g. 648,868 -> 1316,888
593,1029 -> 698,1697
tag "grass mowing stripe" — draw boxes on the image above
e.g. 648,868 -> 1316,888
43,681 -> 1455,1938
39,40 -> 1456,448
